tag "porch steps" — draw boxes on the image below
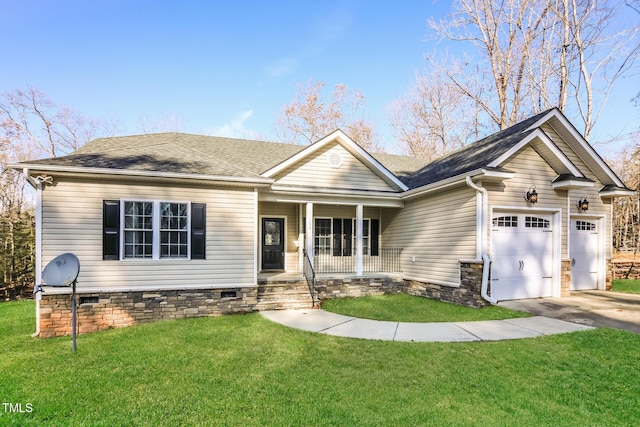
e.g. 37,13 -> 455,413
256,280 -> 315,311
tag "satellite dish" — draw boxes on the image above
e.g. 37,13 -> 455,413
42,253 -> 80,287
41,253 -> 81,353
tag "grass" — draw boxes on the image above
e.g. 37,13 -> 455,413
321,293 -> 531,322
611,279 -> 640,294
2,300 -> 640,426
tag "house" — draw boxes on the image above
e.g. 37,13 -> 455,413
12,108 -> 633,337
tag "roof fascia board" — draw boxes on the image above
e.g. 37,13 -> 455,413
261,130 -> 409,191
551,180 -> 595,190
487,128 -> 583,177
524,108 -> 559,132
599,189 -> 636,198
401,169 -> 486,200
268,184 -> 402,199
260,191 -> 404,208
15,163 -> 274,187
482,169 -> 516,180
530,109 -> 626,187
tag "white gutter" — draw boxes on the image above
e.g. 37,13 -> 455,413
23,169 -> 43,336
10,163 -> 274,187
465,176 -> 498,304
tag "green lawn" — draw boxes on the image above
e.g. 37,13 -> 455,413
612,279 -> 640,294
2,300 -> 640,426
321,294 -> 531,322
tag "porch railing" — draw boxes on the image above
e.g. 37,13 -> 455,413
302,249 -> 316,307
312,248 -> 403,274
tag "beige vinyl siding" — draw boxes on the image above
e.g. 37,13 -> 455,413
541,123 -> 613,256
258,202 -> 300,272
486,145 -> 567,256
383,185 -> 477,285
274,143 -> 396,191
42,178 -> 256,290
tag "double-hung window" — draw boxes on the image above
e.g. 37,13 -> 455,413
353,219 -> 370,256
160,202 -> 189,258
308,217 -> 379,257
314,218 -> 332,255
123,201 -> 154,258
123,200 -> 189,259
103,200 -> 206,260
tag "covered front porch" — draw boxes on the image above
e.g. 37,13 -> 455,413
258,200 -> 404,276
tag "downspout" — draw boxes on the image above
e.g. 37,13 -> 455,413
23,169 -> 43,336
465,176 -> 498,304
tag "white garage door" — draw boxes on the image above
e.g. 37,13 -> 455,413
491,214 -> 553,300
570,219 -> 599,290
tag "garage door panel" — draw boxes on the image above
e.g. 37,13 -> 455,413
491,255 -> 523,277
491,213 -> 553,301
570,220 -> 599,290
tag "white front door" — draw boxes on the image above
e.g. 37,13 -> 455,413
570,219 -> 599,290
491,214 -> 554,300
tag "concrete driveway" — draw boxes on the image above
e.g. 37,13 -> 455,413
499,290 -> 640,334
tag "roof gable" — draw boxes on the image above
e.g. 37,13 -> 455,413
526,109 -> 628,188
402,111 -> 550,189
487,128 -> 583,177
403,108 -> 629,192
263,130 -> 409,191
272,141 -> 399,192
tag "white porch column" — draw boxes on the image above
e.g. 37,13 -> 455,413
356,204 -> 363,276
298,203 -> 304,272
305,202 -> 314,263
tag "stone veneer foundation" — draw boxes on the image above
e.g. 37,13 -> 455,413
403,260 -> 490,308
38,287 -> 257,338
314,275 -> 404,301
41,257 -> 597,338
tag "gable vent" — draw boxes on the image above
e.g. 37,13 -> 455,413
327,150 -> 344,168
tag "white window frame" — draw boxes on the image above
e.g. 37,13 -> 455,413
120,199 -> 191,260
307,216 -> 374,257
314,217 -> 332,256
352,218 -> 370,256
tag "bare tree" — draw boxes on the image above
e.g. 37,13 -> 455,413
430,0 -> 555,130
0,87 -> 118,157
276,80 -> 380,151
139,112 -> 186,134
554,0 -> 640,140
428,0 -> 640,139
389,67 -> 479,160
0,87 -> 118,298
609,145 -> 640,252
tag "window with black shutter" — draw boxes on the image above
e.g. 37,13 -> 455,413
102,200 -> 205,260
191,203 -> 206,259
103,200 -> 120,260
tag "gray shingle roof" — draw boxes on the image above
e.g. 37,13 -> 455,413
21,109 -> 558,190
25,133 -> 305,179
401,109 -> 553,188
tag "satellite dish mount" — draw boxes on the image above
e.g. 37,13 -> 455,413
40,253 -> 81,352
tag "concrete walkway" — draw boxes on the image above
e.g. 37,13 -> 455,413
261,309 -> 593,342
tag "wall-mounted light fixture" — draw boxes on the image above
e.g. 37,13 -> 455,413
577,196 -> 589,212
525,186 -> 538,205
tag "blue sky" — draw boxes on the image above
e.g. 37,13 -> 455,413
2,0 -> 637,156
